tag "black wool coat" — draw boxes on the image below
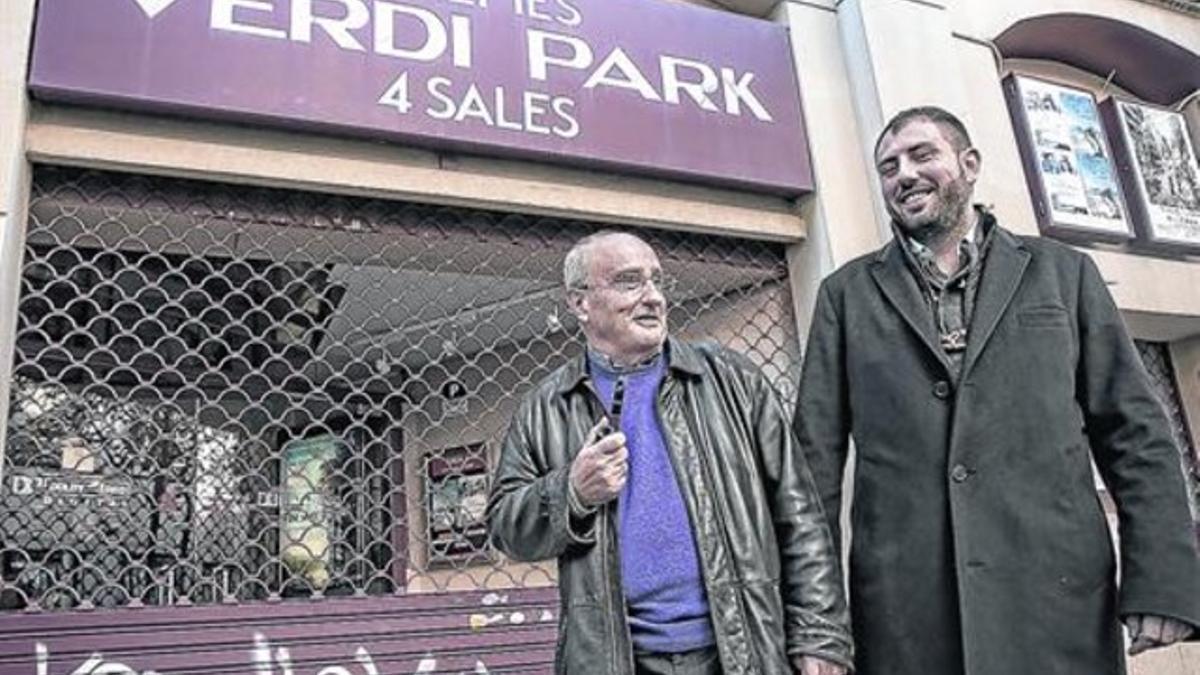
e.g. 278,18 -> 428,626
794,220 -> 1200,675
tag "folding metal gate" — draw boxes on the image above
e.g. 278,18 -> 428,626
0,165 -> 801,615
1135,340 -> 1200,525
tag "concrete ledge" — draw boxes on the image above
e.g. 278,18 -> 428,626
25,104 -> 805,242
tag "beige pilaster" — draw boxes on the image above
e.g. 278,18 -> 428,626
0,0 -> 37,484
774,0 -> 880,345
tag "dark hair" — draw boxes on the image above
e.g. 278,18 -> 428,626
874,106 -> 973,156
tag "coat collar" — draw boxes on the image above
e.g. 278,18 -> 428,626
870,234 -> 951,374
554,336 -> 704,396
961,225 -> 1030,377
869,210 -> 1030,379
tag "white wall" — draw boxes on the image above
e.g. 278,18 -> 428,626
0,0 -> 36,488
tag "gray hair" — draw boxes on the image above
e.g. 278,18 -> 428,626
563,230 -> 632,290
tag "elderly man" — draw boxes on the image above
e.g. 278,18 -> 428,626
488,231 -> 853,674
794,106 -> 1200,675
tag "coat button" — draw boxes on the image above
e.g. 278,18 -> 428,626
933,381 -> 952,399
951,464 -> 970,482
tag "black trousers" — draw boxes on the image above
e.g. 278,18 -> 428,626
634,646 -> 722,675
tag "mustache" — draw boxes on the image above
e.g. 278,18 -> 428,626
896,185 -> 933,199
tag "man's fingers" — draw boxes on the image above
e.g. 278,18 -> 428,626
585,420 -> 610,445
606,460 -> 628,484
795,657 -> 844,675
1149,616 -> 1194,646
1126,614 -> 1194,655
1129,635 -> 1156,656
591,432 -> 626,455
1145,615 -> 1165,642
1125,614 -> 1143,637
1165,619 -> 1194,643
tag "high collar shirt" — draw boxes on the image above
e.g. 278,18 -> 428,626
895,208 -> 996,378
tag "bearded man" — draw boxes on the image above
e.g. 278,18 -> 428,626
794,106 -> 1200,675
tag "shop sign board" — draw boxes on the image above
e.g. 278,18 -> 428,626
29,0 -> 813,195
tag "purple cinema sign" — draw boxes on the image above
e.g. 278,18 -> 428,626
29,0 -> 813,195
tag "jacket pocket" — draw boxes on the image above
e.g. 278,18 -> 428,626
1053,445 -> 1115,593
558,602 -> 606,674
738,579 -> 788,673
1017,305 -> 1069,328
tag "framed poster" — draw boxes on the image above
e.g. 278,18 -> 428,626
426,444 -> 490,565
281,435 -> 344,589
1003,74 -> 1132,239
1101,99 -> 1200,250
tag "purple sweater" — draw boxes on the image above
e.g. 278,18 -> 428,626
589,351 -> 715,654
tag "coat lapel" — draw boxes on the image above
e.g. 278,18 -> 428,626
869,241 -> 951,375
962,228 -> 1030,377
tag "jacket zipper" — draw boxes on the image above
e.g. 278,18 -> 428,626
598,502 -> 634,673
586,383 -> 634,674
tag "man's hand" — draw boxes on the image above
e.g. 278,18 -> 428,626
792,655 -> 847,675
569,421 -> 628,506
1126,614 -> 1195,656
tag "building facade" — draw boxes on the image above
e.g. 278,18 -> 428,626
0,0 -> 1196,673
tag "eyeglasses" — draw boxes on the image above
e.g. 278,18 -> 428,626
575,269 -> 677,296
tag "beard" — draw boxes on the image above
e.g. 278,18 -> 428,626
889,173 -> 974,247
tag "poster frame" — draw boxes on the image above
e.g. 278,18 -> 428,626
1002,73 -> 1134,242
1101,96 -> 1200,252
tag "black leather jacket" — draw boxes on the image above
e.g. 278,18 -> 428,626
487,339 -> 853,673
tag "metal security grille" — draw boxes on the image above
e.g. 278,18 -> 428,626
0,165 -> 800,613
1135,340 -> 1200,525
